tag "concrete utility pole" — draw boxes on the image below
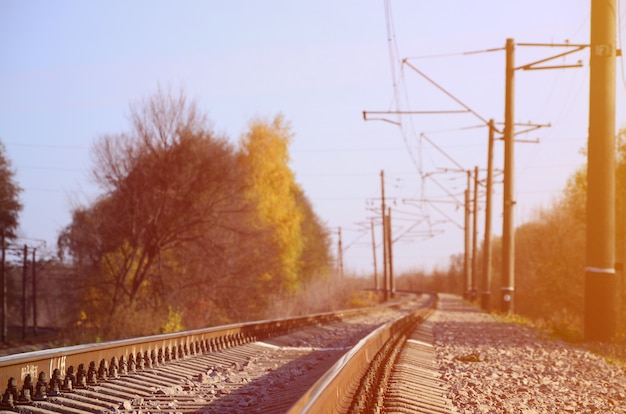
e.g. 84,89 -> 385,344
371,219 -> 379,291
464,174 -> 471,300
481,120 -> 496,310
471,166 -> 479,301
385,207 -> 396,299
585,0 -> 617,341
501,38 -> 516,313
32,248 -> 37,336
337,227 -> 344,278
21,245 -> 27,341
499,38 -> 582,313
381,170 -> 388,301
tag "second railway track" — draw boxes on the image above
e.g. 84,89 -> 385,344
0,291 -> 439,413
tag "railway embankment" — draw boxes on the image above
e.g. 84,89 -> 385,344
432,294 -> 626,413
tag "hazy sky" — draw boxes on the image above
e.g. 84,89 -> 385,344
1,1 -> 625,274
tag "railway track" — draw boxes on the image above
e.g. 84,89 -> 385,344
0,292 -> 441,413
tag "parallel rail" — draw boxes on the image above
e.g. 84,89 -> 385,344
288,292 -> 438,413
0,293 -> 414,409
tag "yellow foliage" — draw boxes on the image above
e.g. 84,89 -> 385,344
160,307 -> 185,333
239,115 -> 304,291
349,291 -> 378,308
100,240 -> 150,290
78,310 -> 87,321
74,310 -> 88,328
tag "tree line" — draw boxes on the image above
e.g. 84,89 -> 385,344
0,88 -> 334,343
2,88 -> 624,344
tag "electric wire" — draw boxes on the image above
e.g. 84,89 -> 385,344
391,40 -> 485,234
382,0 -> 436,241
553,66 -> 589,129
403,46 -> 504,61
384,0 -> 422,176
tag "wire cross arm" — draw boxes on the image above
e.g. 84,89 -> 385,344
362,110 -> 470,125
403,45 -> 505,60
363,110 -> 470,117
401,60 -> 493,128
515,43 -> 588,71
495,121 -> 550,139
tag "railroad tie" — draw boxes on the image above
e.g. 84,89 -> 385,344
383,316 -> 453,414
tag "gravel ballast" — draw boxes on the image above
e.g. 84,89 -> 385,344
432,294 -> 626,413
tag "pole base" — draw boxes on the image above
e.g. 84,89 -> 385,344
480,292 -> 490,311
500,287 -> 513,313
584,271 -> 617,342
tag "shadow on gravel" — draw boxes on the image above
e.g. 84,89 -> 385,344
437,295 -> 483,314
198,346 -> 345,413
434,294 -> 541,348
196,321 -> 382,413
434,320 -> 539,348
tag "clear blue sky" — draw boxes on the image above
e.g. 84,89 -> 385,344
1,1 -> 625,274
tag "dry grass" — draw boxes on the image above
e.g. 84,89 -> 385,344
263,274 -> 376,319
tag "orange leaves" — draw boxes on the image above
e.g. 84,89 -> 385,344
239,115 -> 304,291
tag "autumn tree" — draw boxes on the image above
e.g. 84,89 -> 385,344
513,204 -> 585,323
472,166 -> 587,328
463,129 -> 626,339
293,186 -> 332,284
59,91 -> 334,341
238,115 -> 305,292
513,129 -> 625,334
0,141 -> 22,239
59,88 -> 274,339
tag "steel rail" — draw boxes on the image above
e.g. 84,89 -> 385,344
0,292 -> 411,408
287,292 -> 437,413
